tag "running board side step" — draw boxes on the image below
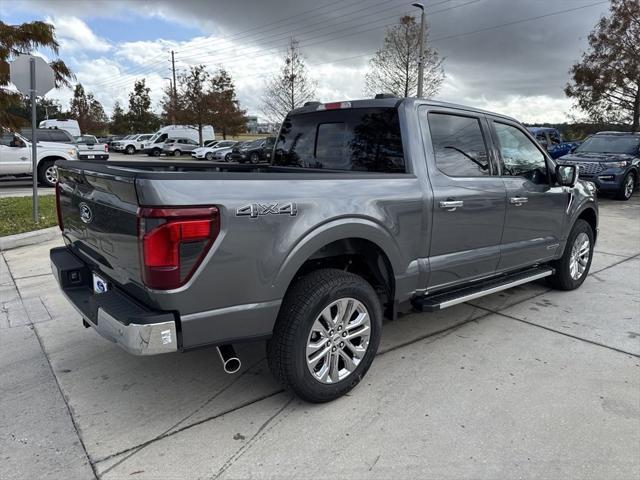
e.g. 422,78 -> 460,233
411,266 -> 554,312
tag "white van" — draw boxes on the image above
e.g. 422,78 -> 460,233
141,125 -> 215,157
38,119 -> 81,137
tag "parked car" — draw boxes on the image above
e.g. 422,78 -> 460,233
100,135 -> 126,150
112,134 -> 154,154
38,119 -> 81,137
51,96 -> 598,403
20,128 -> 75,143
229,137 -> 275,163
0,132 -> 77,187
528,127 -> 581,159
211,143 -> 241,161
141,125 -> 215,157
191,140 -> 238,160
74,135 -> 109,161
557,131 -> 639,200
162,137 -> 201,156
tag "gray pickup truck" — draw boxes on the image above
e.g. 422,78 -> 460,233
50,97 -> 598,402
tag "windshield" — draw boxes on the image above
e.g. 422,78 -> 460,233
576,135 -> 640,155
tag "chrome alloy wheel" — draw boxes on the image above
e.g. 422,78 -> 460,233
45,165 -> 58,185
306,298 -> 371,384
569,232 -> 590,280
624,175 -> 634,199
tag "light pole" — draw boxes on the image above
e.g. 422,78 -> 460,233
412,2 -> 425,98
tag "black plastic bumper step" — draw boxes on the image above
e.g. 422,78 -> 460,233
411,266 -> 554,312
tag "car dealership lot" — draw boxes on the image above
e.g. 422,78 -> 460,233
1,196 -> 638,479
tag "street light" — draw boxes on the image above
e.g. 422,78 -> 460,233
412,2 -> 425,98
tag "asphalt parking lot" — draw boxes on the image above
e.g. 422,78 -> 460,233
1,195 -> 639,480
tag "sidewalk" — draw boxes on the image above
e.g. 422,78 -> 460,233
1,197 -> 638,479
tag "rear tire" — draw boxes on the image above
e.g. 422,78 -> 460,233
547,219 -> 594,290
152,148 -> 162,157
37,160 -> 57,187
615,171 -> 636,200
267,269 -> 382,403
173,150 -> 182,157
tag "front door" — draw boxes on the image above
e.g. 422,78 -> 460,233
489,119 -> 567,270
0,134 -> 31,175
419,108 -> 506,291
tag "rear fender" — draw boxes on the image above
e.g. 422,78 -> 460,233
274,218 -> 407,299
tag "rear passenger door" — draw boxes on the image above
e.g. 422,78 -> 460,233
488,119 -> 566,270
419,108 -> 506,290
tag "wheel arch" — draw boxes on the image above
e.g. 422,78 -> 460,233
576,206 -> 598,240
274,220 -> 405,317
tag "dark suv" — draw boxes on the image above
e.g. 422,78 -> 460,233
230,137 -> 276,163
558,132 -> 639,200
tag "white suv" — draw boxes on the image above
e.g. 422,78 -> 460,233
112,134 -> 153,154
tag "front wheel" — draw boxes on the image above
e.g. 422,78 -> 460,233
547,219 -> 594,290
225,153 -> 232,162
151,148 -> 162,157
267,269 -> 382,403
37,160 -> 57,187
125,145 -> 135,155
250,153 -> 260,164
173,150 -> 182,157
205,152 -> 214,161
616,172 -> 636,201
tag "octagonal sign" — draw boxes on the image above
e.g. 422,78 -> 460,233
9,54 -> 55,96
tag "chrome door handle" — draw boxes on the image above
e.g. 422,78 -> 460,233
509,196 -> 528,206
439,200 -> 464,211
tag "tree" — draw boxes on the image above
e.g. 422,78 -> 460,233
208,69 -> 246,139
160,81 -> 182,125
364,15 -> 444,98
565,0 -> 640,132
0,20 -> 74,130
176,65 -> 210,145
110,101 -> 129,135
127,79 -> 159,133
7,96 -> 65,126
261,37 -> 316,123
68,83 -> 108,134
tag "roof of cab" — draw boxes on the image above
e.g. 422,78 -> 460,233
287,96 -> 520,123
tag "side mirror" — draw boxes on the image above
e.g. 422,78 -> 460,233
556,164 -> 578,187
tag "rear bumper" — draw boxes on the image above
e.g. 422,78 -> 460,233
50,246 -> 178,355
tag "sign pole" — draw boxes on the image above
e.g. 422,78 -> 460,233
30,57 -> 38,223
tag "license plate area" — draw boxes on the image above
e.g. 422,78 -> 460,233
92,272 -> 109,294
87,155 -> 95,159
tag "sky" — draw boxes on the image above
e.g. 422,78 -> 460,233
2,0 -> 612,124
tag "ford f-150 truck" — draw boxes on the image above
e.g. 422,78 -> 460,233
50,97 -> 598,402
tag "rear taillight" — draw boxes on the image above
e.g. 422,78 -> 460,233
55,182 -> 64,231
104,144 -> 109,152
137,206 -> 220,290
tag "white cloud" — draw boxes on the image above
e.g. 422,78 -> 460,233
46,16 -> 112,53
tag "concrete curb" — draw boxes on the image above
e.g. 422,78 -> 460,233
0,226 -> 60,251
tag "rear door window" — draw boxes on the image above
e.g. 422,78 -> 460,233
273,108 -> 405,173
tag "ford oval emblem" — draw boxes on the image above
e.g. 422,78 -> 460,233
79,202 -> 93,224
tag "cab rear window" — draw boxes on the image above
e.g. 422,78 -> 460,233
273,108 -> 405,173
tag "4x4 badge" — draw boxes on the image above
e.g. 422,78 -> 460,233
236,202 -> 297,218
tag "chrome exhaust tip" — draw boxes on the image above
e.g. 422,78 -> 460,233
216,344 -> 241,374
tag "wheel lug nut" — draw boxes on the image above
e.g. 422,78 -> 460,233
329,330 -> 334,335
332,346 -> 337,352
337,326 -> 342,331
326,341 -> 331,347
342,332 -> 347,337
340,342 -> 345,347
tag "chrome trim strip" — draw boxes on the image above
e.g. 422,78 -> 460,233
181,299 -> 282,322
438,269 -> 553,310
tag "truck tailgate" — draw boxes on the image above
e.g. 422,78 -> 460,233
57,164 -> 143,292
